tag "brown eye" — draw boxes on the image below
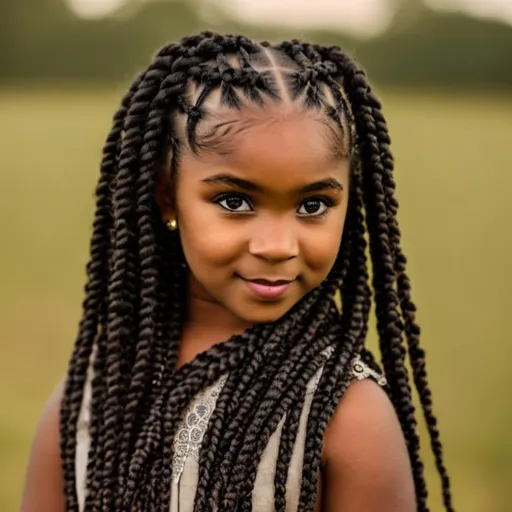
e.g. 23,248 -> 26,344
216,194 -> 252,212
226,196 -> 243,210
298,199 -> 329,217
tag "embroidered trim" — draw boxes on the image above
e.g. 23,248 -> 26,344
169,351 -> 385,484
307,345 -> 336,394
351,355 -> 387,386
172,375 -> 227,484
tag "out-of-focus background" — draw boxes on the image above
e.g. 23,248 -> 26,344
1,0 -> 511,510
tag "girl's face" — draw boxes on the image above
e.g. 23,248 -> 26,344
158,106 -> 350,325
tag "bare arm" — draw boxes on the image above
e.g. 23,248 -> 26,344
21,381 -> 66,512
322,379 -> 416,512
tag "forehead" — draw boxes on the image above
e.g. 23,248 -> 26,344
179,106 -> 349,188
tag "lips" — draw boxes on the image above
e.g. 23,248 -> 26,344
250,278 -> 292,286
239,276 -> 296,300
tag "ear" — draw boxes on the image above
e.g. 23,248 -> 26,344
155,166 -> 175,222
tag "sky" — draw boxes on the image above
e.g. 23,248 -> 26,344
68,0 -> 512,36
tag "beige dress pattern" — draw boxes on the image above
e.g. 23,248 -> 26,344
75,352 -> 385,511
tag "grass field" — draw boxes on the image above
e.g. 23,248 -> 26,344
0,86 -> 511,511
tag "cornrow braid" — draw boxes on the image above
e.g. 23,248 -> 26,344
60,31 -> 452,512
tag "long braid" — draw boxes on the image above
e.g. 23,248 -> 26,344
139,326 -> 268,510
120,37 -> 267,510
142,39 -> 290,511
214,219 -> 354,512
175,294 -> 324,510
196,249 -> 352,511
359,84 -> 427,511
268,40 -> 366,512
222,187 -> 360,512
74,42 -> 185,511
349,74 -> 429,509
60,32 -> 452,512
273,393 -> 306,512
294,206 -> 369,511
106,42 -> 219,508
368,93 -> 454,511
194,331 -> 290,511
198,296 -> 338,511
191,298 -> 324,508
115,53 -> 189,500
191,237 -> 350,511
227,336 -> 338,511
99,55 -> 174,509
223,316 -> 344,510
295,194 -> 370,512
60,72 -> 145,511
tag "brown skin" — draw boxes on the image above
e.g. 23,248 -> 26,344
21,106 -> 415,511
162,108 -> 349,329
21,381 -> 66,512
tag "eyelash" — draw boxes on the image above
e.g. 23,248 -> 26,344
213,193 -> 335,218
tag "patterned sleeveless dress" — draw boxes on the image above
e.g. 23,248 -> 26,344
75,352 -> 385,511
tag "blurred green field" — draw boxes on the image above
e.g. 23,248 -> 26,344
0,87 -> 511,511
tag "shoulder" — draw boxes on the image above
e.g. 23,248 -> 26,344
321,376 -> 416,511
21,379 -> 66,512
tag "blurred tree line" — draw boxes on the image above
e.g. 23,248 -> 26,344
1,0 -> 511,88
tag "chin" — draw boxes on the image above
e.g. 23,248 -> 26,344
234,302 -> 296,325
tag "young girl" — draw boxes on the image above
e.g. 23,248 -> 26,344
21,32 -> 454,512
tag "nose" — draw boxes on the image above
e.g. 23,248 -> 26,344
248,216 -> 299,262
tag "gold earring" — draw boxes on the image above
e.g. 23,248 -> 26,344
167,218 -> 178,231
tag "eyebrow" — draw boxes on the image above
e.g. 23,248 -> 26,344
201,174 -> 343,194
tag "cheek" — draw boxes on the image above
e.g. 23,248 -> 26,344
302,207 -> 347,275
177,200 -> 244,271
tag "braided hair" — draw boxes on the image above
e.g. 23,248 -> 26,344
60,31 -> 453,512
